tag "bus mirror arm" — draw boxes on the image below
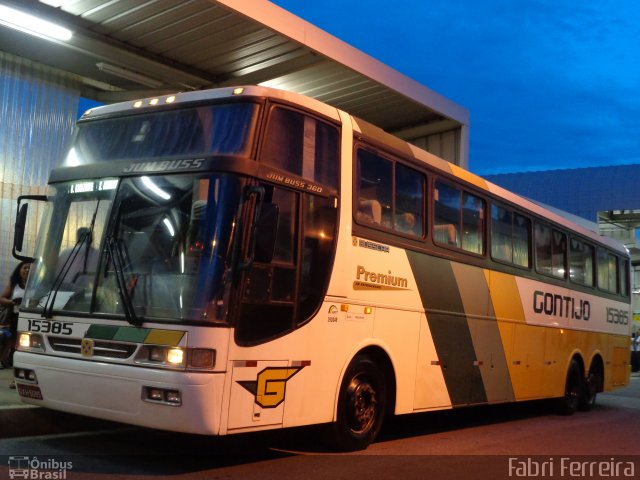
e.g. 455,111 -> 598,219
13,195 -> 47,262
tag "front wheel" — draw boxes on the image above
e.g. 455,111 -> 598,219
329,355 -> 387,451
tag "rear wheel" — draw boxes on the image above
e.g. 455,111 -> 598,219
557,359 -> 582,415
578,371 -> 599,411
330,355 -> 387,451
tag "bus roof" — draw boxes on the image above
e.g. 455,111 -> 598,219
80,85 -> 341,123
80,85 -> 626,256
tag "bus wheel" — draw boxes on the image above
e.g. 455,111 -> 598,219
557,359 -> 581,415
331,355 -> 387,451
578,372 -> 598,411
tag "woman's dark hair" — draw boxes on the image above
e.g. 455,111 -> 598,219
10,260 -> 33,289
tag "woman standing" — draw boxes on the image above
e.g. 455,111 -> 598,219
0,261 -> 32,387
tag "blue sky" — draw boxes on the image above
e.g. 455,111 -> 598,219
271,0 -> 640,175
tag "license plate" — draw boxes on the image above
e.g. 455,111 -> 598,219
17,383 -> 43,400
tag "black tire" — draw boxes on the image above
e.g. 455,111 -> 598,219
329,355 -> 387,451
557,359 -> 582,415
578,371 -> 598,411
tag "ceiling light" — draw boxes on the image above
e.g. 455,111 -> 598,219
141,176 -> 171,200
0,5 -> 72,41
96,62 -> 163,88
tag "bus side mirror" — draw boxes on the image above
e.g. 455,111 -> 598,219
14,203 -> 28,253
13,195 -> 47,262
254,203 -> 279,263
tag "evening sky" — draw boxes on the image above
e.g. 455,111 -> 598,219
271,0 -> 640,175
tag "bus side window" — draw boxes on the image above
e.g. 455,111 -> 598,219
433,223 -> 458,245
513,213 -> 531,268
551,230 -> 567,278
619,258 -> 629,296
491,204 -> 512,262
356,149 -> 392,228
462,192 -> 485,254
535,223 -> 567,278
394,163 -> 424,237
434,182 -> 461,247
262,106 -> 339,190
597,248 -> 618,293
491,206 -> 531,268
357,199 -> 382,224
569,237 -> 595,287
434,181 -> 485,253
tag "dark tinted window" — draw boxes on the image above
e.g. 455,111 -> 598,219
597,248 -> 618,293
69,103 -> 258,164
535,223 -> 566,278
569,238 -> 595,287
262,107 -> 339,189
434,181 -> 485,254
355,148 -> 424,237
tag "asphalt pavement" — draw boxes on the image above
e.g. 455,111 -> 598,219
0,366 -> 121,437
0,366 -> 22,409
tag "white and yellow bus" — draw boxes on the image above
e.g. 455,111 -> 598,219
13,86 -> 631,450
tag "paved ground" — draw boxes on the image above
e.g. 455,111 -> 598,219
0,366 -> 25,409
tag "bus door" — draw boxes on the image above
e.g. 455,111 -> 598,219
227,182 -> 337,429
227,360 -> 291,430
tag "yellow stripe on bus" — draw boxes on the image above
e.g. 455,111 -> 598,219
485,270 -> 525,323
449,163 -> 488,191
144,329 -> 185,346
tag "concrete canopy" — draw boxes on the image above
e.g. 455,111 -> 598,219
1,0 -> 469,165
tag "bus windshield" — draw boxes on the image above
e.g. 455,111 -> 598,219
24,173 -> 244,325
65,102 -> 258,166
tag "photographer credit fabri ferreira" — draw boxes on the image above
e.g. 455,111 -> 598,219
508,457 -> 635,478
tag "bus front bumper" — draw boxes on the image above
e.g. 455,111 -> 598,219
13,351 -> 226,435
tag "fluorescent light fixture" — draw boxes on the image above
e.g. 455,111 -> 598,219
98,179 -> 118,191
0,5 -> 72,41
70,181 -> 95,194
64,147 -> 81,167
96,62 -> 163,88
163,218 -> 175,237
141,176 -> 171,200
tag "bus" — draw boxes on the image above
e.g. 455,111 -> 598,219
12,86 -> 631,451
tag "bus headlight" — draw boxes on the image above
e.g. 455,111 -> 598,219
146,346 -> 184,365
137,346 -> 185,367
19,333 -> 31,348
135,346 -> 215,370
17,333 -> 45,352
149,346 -> 166,362
166,348 -> 184,365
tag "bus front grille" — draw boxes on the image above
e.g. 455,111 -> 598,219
49,337 -> 137,359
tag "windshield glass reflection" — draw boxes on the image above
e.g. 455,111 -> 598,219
24,174 -> 243,324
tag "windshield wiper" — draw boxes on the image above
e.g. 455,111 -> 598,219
43,203 -> 100,318
106,235 -> 141,327
43,233 -> 87,318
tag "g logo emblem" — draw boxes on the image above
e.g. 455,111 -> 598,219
238,367 -> 303,408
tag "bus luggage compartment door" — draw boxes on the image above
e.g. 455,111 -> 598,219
227,360 -> 290,430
